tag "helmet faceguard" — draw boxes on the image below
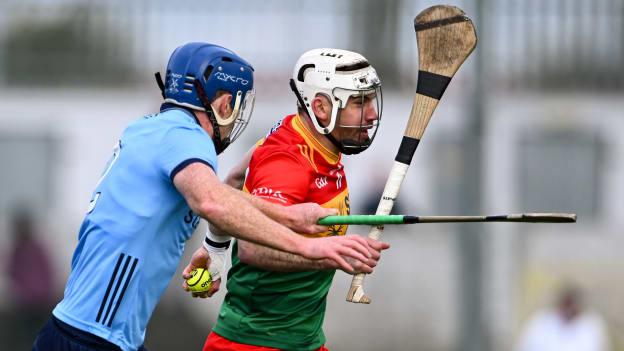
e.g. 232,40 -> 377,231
329,87 -> 383,155
156,42 -> 255,154
290,48 -> 383,154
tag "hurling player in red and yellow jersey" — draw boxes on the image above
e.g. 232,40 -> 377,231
183,49 -> 390,351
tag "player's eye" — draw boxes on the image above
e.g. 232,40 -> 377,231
351,97 -> 364,105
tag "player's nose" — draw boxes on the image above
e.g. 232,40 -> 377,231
364,103 -> 378,122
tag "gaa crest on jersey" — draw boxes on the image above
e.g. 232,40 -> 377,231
315,177 -> 328,189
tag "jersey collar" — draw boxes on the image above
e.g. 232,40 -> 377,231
159,103 -> 201,126
292,114 -> 341,165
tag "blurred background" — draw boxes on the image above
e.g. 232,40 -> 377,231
0,0 -> 622,350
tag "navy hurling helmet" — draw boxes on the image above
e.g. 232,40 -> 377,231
156,42 -> 255,154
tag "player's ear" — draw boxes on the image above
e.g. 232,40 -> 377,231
212,92 -> 233,118
311,94 -> 332,123
220,94 -> 233,117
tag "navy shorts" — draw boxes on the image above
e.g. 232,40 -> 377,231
32,315 -> 147,351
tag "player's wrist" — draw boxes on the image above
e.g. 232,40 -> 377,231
203,230 -> 231,253
318,258 -> 338,270
295,236 -> 315,259
261,200 -> 293,227
283,206 -> 299,231
203,230 -> 231,281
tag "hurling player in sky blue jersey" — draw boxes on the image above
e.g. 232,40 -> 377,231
32,42 -> 379,351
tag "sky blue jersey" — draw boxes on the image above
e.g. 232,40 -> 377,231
53,107 -> 217,351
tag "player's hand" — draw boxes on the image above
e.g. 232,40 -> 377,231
286,203 -> 338,234
189,279 -> 222,299
328,237 -> 390,274
300,235 -> 389,273
327,237 -> 390,275
182,247 -> 221,298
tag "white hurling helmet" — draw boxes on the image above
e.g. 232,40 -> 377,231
290,49 -> 383,146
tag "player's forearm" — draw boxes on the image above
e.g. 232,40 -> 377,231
238,240 -> 332,272
237,191 -> 296,228
201,183 -> 307,257
175,164 -> 308,257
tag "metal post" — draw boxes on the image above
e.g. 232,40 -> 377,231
456,0 -> 488,350
349,0 -> 401,86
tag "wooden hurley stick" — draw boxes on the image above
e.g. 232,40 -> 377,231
346,5 -> 478,304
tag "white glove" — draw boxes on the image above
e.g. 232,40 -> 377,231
203,230 -> 231,281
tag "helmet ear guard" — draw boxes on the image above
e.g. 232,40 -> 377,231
213,90 -> 242,126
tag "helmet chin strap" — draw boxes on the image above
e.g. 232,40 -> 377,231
324,133 -> 348,155
194,80 -> 229,155
326,133 -> 371,155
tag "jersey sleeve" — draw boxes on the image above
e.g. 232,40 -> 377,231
246,151 -> 310,206
156,125 -> 218,181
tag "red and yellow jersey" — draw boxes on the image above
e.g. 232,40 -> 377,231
213,114 -> 349,350
244,113 -> 350,237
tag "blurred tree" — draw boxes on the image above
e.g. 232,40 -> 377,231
505,0 -> 624,91
3,4 -> 135,87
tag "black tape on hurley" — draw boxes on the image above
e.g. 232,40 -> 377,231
416,70 -> 452,100
395,136 -> 420,165
414,15 -> 470,32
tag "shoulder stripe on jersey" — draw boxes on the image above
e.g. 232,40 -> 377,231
291,114 -> 340,165
170,158 -> 214,181
96,253 -> 125,323
106,257 -> 139,327
297,144 -> 318,172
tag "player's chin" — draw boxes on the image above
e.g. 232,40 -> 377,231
351,136 -> 371,145
343,133 -> 370,143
